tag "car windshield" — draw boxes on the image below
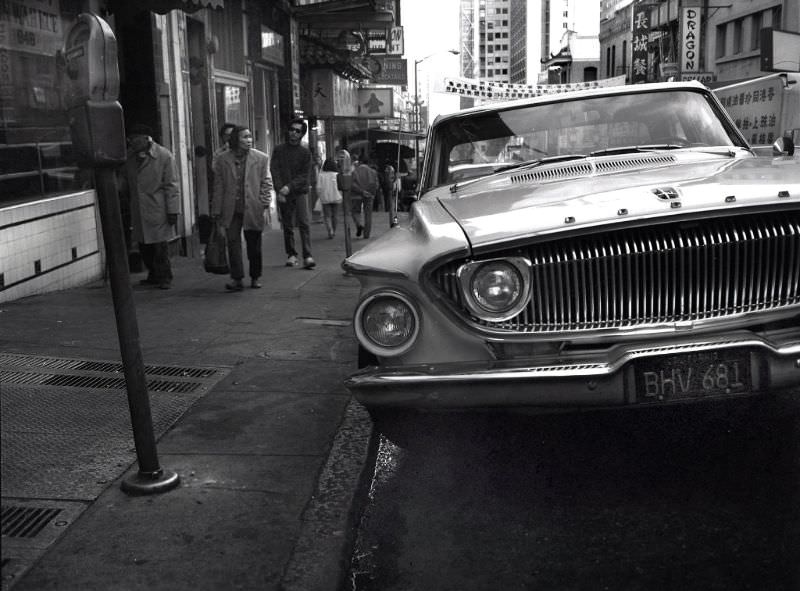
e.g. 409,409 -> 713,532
424,89 -> 740,191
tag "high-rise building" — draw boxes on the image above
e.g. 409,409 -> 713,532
460,0 -> 599,100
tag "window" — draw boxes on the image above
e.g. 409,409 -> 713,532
733,18 -> 743,54
751,12 -> 763,50
716,23 -> 727,58
606,47 -> 612,77
622,40 -> 627,71
0,7 -> 85,205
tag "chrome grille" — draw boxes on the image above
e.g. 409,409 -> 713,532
432,210 -> 800,333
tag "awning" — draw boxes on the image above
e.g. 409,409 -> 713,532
294,0 -> 394,28
110,0 -> 223,15
300,36 -> 372,81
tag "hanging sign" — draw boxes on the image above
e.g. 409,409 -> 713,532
681,7 -> 701,73
631,5 -> 650,83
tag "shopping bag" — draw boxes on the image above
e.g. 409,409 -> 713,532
203,222 -> 229,274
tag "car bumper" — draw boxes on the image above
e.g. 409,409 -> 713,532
346,332 -> 800,410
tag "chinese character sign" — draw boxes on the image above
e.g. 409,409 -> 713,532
715,78 -> 782,146
631,7 -> 649,83
681,7 -> 701,73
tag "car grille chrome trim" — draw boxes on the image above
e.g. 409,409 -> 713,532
509,154 -> 676,184
347,336 -> 799,387
433,211 -> 800,333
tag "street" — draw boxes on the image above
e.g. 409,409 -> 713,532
348,393 -> 800,591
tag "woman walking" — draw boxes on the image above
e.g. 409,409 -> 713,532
316,158 -> 343,238
212,126 -> 273,291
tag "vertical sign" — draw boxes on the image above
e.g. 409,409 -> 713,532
631,5 -> 649,83
388,26 -> 404,56
681,7 -> 701,73
291,20 -> 301,112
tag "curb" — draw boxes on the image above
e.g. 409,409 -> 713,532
279,399 -> 379,591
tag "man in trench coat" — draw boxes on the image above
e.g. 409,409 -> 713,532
121,124 -> 180,289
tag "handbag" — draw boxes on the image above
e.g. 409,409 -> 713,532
203,221 -> 229,274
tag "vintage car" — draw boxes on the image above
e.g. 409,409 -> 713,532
342,81 -> 800,435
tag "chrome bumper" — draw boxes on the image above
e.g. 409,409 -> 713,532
346,333 -> 800,409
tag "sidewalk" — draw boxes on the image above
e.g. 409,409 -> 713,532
0,212 -> 395,590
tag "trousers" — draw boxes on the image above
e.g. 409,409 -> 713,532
225,212 -> 263,280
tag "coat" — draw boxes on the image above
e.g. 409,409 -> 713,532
122,141 -> 180,244
212,148 -> 273,231
316,171 -> 342,204
351,163 -> 379,200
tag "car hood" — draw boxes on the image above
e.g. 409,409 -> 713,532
434,153 -> 800,249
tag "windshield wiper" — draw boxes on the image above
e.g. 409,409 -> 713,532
495,153 -> 589,174
589,144 -> 683,157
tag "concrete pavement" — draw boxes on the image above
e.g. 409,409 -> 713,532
0,212 -> 392,590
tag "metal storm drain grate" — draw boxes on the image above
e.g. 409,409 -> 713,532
0,354 -> 227,394
1,505 -> 62,539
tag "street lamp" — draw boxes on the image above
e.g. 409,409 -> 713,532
413,49 -> 459,133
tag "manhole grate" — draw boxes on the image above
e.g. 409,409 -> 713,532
1,505 -> 62,539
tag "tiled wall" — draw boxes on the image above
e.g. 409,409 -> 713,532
0,191 -> 104,304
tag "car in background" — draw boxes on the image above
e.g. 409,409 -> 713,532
343,81 -> 800,442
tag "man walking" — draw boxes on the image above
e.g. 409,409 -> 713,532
121,124 -> 179,289
350,155 -> 379,239
270,118 -> 315,269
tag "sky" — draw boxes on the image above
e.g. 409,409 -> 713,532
401,0 -> 462,124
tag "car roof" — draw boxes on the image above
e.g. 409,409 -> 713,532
430,81 -> 710,127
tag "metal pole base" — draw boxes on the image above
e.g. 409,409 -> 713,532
121,469 -> 180,496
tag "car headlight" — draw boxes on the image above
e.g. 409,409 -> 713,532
457,257 -> 532,322
354,291 -> 420,357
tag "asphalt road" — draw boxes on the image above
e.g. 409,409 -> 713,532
347,392 -> 800,591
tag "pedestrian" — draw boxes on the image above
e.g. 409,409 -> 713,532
380,162 -> 396,213
350,154 -> 379,239
211,126 -> 273,291
212,122 -> 236,166
121,123 -> 179,290
316,158 -> 343,239
270,117 -> 315,269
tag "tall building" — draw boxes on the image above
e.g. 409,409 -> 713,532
460,0 -> 599,99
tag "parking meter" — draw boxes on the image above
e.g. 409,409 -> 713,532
62,13 -> 126,167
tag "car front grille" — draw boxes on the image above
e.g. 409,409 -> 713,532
432,210 -> 800,333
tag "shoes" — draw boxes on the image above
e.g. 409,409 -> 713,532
356,225 -> 364,238
250,279 -> 262,289
225,280 -> 244,292
303,256 -> 316,269
157,282 -> 171,290
286,255 -> 299,267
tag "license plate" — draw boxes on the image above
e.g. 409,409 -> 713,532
634,350 -> 752,403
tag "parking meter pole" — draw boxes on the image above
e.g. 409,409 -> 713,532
94,168 -> 180,495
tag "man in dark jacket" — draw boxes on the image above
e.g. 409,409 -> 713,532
350,155 -> 379,239
120,124 -> 179,289
270,118 -> 315,269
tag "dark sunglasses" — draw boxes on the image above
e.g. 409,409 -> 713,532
288,127 -> 304,134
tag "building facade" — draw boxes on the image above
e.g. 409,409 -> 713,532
599,0 -> 799,85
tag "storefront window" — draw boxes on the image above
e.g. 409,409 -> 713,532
215,83 -> 248,129
0,1 -> 89,206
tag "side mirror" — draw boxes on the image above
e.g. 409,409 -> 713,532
773,135 -> 795,156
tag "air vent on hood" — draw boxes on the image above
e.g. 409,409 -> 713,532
510,153 -> 677,184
